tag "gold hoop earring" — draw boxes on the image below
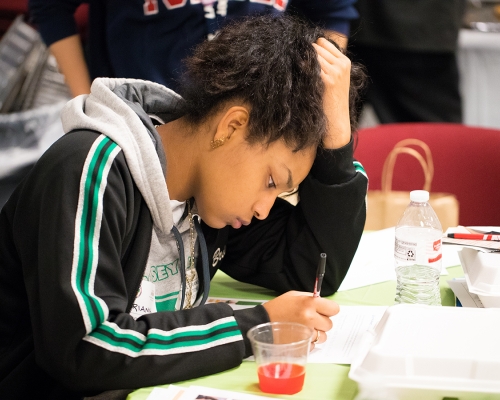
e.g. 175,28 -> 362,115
210,136 -> 229,149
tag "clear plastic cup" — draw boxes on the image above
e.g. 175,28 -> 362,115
247,322 -> 312,395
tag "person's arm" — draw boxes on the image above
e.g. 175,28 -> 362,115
50,34 -> 91,96
221,140 -> 367,296
220,37 -> 367,297
29,0 -> 90,96
313,37 -> 351,149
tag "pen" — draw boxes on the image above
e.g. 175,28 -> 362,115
447,233 -> 500,241
313,253 -> 327,298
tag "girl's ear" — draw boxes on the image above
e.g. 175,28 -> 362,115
211,106 -> 250,149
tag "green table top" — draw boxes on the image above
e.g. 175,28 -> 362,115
128,265 -> 464,400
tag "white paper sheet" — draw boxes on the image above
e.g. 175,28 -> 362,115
180,386 -> 276,400
447,278 -> 484,308
147,385 -> 277,400
338,228 -> 457,292
467,226 -> 500,234
230,300 -> 388,365
147,386 -> 186,400
309,306 -> 388,364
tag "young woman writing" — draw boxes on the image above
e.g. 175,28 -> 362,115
0,15 -> 366,399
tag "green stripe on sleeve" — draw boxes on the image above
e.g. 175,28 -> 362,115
71,135 -> 120,333
85,318 -> 242,356
353,161 -> 367,179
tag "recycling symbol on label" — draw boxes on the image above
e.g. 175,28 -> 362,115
407,250 -> 415,258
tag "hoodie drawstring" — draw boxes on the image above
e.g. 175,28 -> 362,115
170,215 -> 211,310
193,215 -> 211,306
170,225 -> 187,310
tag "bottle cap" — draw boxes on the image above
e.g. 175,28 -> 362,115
410,190 -> 429,202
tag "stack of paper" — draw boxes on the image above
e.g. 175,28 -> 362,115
443,226 -> 500,253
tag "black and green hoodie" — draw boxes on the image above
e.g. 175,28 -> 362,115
0,78 -> 368,399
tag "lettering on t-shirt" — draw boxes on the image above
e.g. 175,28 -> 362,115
143,0 -> 287,17
145,259 -> 180,282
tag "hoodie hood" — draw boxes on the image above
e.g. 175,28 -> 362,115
61,78 -> 185,234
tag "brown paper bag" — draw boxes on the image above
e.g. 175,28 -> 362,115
365,139 -> 459,231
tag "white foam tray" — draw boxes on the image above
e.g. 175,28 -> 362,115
459,248 -> 500,307
349,305 -> 500,400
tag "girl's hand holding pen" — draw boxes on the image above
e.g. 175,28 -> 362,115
262,291 -> 340,349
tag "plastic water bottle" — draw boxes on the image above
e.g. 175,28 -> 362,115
394,190 -> 443,306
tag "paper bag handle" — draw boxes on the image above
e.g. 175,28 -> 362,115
381,139 -> 434,192
393,138 -> 434,179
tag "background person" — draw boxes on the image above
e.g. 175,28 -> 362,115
29,0 -> 359,96
350,0 -> 466,124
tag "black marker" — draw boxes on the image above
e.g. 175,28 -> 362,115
313,253 -> 327,298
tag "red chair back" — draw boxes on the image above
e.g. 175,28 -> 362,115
354,123 -> 500,226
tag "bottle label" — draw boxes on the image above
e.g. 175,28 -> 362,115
394,238 -> 417,262
429,239 -> 442,263
394,238 -> 442,264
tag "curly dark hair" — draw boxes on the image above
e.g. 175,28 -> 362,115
179,14 -> 365,152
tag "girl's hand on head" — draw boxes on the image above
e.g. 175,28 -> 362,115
262,291 -> 340,349
312,38 -> 352,150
